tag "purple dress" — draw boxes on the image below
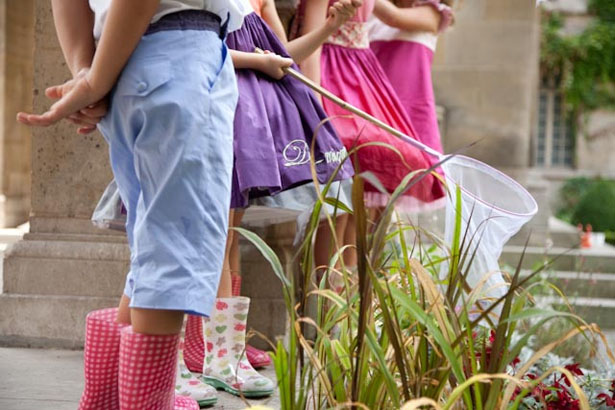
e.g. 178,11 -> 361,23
226,12 -> 354,209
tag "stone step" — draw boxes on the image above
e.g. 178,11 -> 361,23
0,228 -> 25,244
537,295 -> 615,330
501,245 -> 615,273
2,239 -> 129,298
0,294 -> 118,349
520,270 -> 615,299
547,217 -> 581,248
549,230 -> 581,248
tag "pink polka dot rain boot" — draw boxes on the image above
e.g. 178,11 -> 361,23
78,308 -> 128,410
118,327 -> 199,410
183,315 -> 205,374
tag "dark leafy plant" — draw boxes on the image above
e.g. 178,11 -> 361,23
556,177 -> 593,224
541,4 -> 615,114
571,180 -> 615,232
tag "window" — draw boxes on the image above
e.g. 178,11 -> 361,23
535,84 -> 575,168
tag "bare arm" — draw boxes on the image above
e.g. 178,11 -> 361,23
373,0 -> 441,34
18,0 -> 161,126
229,49 -> 292,79
260,0 -> 361,65
87,0 -> 160,95
260,0 -> 289,43
299,0 -> 330,86
51,0 -> 96,76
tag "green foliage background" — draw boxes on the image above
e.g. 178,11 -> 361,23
541,0 -> 615,113
557,177 -> 615,243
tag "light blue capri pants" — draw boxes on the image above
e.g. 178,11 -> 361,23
98,13 -> 237,317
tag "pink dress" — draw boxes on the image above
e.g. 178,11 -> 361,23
296,0 -> 445,209
368,0 -> 453,155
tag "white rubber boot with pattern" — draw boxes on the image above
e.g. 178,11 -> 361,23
200,297 -> 275,398
175,348 -> 217,407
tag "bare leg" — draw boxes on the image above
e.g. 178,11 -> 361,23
342,214 -> 358,268
117,294 -> 132,325
229,210 -> 245,278
217,209 -> 235,298
131,308 -> 185,335
314,213 -> 349,279
117,295 -> 184,334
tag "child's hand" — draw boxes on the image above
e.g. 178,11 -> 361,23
257,50 -> 293,80
17,69 -> 107,129
67,98 -> 109,135
326,0 -> 363,30
44,69 -> 109,134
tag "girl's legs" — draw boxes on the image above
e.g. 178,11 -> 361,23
185,209 -> 235,372
228,209 -> 271,367
184,209 -> 234,372
119,295 -> 187,335
130,308 -> 184,335
184,209 -> 273,395
314,214 -> 356,291
117,294 -> 131,325
229,210 -> 245,294
342,214 -> 358,268
315,213 -> 348,272
217,209 -> 236,298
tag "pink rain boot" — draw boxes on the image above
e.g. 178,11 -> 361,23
231,273 -> 242,297
78,308 -> 128,410
118,327 -> 198,410
246,344 -> 272,369
183,315 -> 205,374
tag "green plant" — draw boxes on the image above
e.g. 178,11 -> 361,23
530,317 -> 594,370
236,146 -> 613,409
556,177 -> 593,223
571,180 -> 615,232
541,4 -> 615,114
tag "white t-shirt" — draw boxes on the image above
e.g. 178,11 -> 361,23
89,0 -> 248,40
367,15 -> 439,52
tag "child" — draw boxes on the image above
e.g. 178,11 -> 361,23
181,0 -> 361,399
295,0 -> 446,273
368,0 -> 454,154
18,0 -> 246,408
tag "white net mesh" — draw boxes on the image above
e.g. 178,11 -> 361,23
439,155 -> 538,304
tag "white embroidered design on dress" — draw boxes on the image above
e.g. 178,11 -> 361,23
326,21 -> 369,49
283,140 -> 311,167
282,140 -> 348,168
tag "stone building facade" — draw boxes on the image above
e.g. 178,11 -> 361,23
0,1 -> 33,228
532,0 -> 615,210
1,0 -> 552,347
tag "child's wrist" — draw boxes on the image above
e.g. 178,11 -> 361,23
253,54 -> 268,72
84,69 -> 112,100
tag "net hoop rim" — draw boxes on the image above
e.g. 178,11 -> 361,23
442,155 -> 538,218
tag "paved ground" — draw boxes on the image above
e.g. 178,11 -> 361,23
0,347 -> 280,410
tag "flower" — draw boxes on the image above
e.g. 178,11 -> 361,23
564,363 -> 584,377
597,393 -> 615,407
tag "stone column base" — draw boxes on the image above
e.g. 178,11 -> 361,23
0,232 -> 129,349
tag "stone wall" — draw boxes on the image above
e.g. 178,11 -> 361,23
0,2 -> 131,347
576,111 -> 615,177
433,0 -> 541,169
0,1 -> 34,227
432,0 -> 548,245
